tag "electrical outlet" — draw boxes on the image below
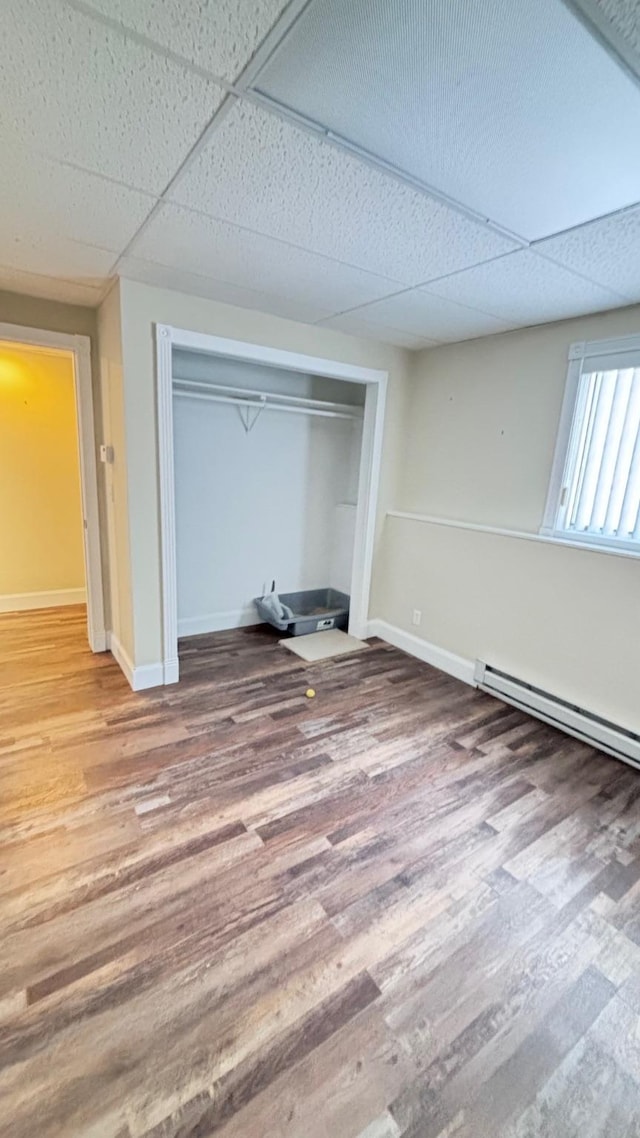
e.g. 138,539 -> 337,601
412,609 -> 422,626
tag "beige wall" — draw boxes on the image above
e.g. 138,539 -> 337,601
0,290 -> 97,343
0,343 -> 85,596
0,290 -> 110,621
109,278 -> 409,667
372,304 -> 640,733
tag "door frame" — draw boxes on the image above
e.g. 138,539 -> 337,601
155,323 -> 388,684
0,321 -> 106,652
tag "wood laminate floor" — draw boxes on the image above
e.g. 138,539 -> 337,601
2,607 -> 640,1137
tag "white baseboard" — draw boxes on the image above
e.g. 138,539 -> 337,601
367,619 -> 476,686
163,657 -> 180,685
177,608 -> 262,637
107,631 -> 164,692
91,629 -> 108,653
0,588 -> 86,613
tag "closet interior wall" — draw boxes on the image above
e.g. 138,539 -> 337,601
172,349 -> 365,637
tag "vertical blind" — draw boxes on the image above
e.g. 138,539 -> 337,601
558,364 -> 640,545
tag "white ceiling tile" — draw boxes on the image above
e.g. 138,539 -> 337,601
0,264 -> 104,307
168,101 -> 518,285
534,207 -> 640,301
319,312 -> 439,350
578,0 -> 640,58
341,290 -> 513,343
2,0 -> 224,194
424,251 -> 627,324
1,239 -> 114,283
77,0 -> 290,81
0,141 -> 155,279
130,203 -> 410,318
119,255 -> 330,325
253,0 -> 640,240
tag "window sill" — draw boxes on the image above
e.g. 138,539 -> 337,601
540,528 -> 640,558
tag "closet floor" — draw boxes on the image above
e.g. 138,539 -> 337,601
2,607 -> 640,1138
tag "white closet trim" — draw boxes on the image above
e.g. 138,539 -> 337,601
156,325 -> 388,684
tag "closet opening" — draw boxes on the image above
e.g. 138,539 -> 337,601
156,326 -> 387,684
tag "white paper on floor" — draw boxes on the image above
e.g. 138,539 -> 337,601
279,628 -> 369,662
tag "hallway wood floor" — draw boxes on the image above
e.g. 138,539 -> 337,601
2,607 -> 640,1137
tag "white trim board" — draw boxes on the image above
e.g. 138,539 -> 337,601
0,321 -> 106,652
367,619 -> 475,686
178,609 -> 263,637
156,325 -> 388,685
387,510 -> 640,562
163,327 -> 388,386
107,632 -> 164,692
0,588 -> 87,613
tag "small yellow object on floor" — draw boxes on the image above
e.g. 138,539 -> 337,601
306,688 -> 316,698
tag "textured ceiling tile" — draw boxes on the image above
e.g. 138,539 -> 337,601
169,101 -> 517,284
535,206 -> 640,301
0,264 -> 104,306
253,0 -> 640,239
131,203 -> 410,317
2,0 -> 224,194
425,250 -> 626,323
319,312 -> 438,349
581,0 -> 640,57
0,141 -> 155,276
0,239 -> 114,282
77,0 -> 290,80
119,256 -> 330,325
342,290 -> 513,342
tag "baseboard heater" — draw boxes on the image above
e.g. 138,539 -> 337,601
474,661 -> 640,770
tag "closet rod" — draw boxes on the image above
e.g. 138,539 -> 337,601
173,388 -> 360,421
172,377 -> 363,417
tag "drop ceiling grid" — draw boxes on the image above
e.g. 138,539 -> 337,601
67,0 -> 293,84
423,248 -> 628,325
164,100 -> 518,285
117,255 -> 336,327
135,83 -> 640,330
1,0 -> 640,342
0,0 -> 300,303
532,205 -> 640,301
149,89 -> 640,334
315,310 -> 440,351
0,139 -> 158,279
251,0 -> 640,240
131,202 -> 413,320
4,0 -> 228,195
318,287 -> 515,344
0,263 -> 105,306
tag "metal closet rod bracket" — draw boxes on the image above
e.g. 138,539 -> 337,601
238,396 -> 267,434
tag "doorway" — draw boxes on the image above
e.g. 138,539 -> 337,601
0,322 -> 105,652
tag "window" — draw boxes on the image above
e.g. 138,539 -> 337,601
543,335 -> 640,553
